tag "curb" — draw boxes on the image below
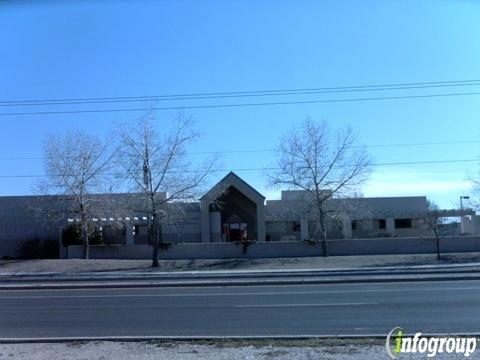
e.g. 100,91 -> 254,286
2,274 -> 480,290
4,267 -> 480,284
3,261 -> 480,277
1,333 -> 480,344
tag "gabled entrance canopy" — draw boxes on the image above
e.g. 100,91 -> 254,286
200,172 -> 266,243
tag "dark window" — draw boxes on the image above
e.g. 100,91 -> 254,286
395,219 -> 412,228
351,221 -> 357,230
292,221 -> 301,232
378,219 -> 386,229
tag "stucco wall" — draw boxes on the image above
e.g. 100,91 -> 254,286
67,236 -> 480,259
0,196 -> 61,258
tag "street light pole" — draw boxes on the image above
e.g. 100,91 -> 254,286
460,195 -> 470,212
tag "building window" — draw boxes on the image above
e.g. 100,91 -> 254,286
378,219 -> 386,229
351,220 -> 357,230
292,221 -> 301,232
395,218 -> 412,229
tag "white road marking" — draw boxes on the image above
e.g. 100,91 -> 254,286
2,286 -> 480,300
234,302 -> 378,308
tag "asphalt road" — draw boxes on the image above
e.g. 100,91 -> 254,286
1,280 -> 480,338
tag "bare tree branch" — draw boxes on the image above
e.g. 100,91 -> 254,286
268,117 -> 371,256
36,129 -> 115,259
116,111 -> 218,267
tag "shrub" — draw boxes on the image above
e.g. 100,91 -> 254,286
303,239 -> 319,246
235,240 -> 255,254
159,242 -> 172,251
61,224 -> 104,247
61,224 -> 81,247
19,238 -> 59,259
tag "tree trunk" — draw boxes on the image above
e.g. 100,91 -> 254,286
434,229 -> 441,260
151,213 -> 159,268
147,212 -> 151,245
80,208 -> 90,259
318,210 -> 329,257
314,217 -> 329,257
81,218 -> 89,260
148,196 -> 160,268
320,218 -> 328,257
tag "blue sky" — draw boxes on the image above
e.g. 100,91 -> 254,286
0,0 -> 479,208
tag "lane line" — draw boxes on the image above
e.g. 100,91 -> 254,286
2,279 -> 480,294
2,286 -> 480,300
234,302 -> 378,308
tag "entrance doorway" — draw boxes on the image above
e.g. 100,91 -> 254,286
223,214 -> 248,241
223,222 -> 247,241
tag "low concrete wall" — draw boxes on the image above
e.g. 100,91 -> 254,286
67,236 -> 480,260
67,241 -> 321,260
0,239 -> 24,258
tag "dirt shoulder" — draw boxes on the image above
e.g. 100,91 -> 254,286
0,339 -> 384,360
0,338 -> 474,359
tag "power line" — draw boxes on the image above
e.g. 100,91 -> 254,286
193,140 -> 480,154
372,159 -> 478,166
0,158 -> 477,179
0,139 -> 478,161
364,140 -> 480,149
1,91 -> 480,116
1,79 -> 479,105
2,81 -> 480,107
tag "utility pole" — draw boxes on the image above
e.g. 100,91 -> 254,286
143,145 -> 151,245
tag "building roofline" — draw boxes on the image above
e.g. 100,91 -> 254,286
200,171 -> 265,201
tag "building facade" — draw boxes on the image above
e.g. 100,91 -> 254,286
0,171 -> 476,258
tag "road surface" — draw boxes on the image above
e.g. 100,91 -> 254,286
1,280 -> 480,338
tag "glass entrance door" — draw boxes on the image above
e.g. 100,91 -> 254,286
223,222 -> 247,241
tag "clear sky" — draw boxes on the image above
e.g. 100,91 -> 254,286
1,0 -> 479,208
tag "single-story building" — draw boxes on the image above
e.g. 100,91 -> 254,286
0,171 -> 477,258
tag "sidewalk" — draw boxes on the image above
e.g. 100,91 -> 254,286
2,253 -> 480,290
2,252 -> 480,275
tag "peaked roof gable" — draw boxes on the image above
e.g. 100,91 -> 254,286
201,171 -> 265,205
225,214 -> 245,223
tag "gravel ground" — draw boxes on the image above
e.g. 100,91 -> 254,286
0,340 -> 478,359
2,253 -> 480,274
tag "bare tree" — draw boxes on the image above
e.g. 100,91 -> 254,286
117,112 -> 217,267
269,117 -> 370,256
469,173 -> 480,210
38,129 -> 115,259
420,200 -> 443,260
